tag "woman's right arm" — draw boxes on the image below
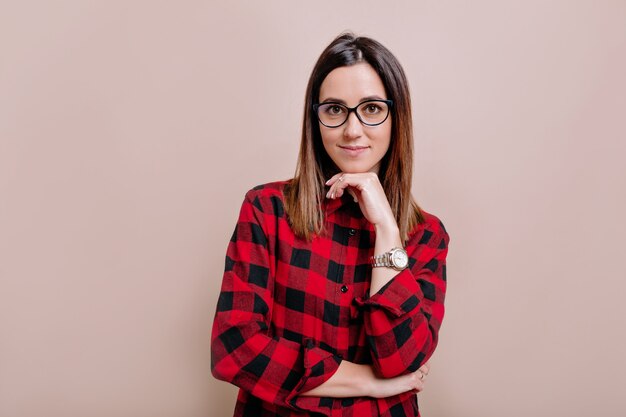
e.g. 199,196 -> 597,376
211,189 -> 343,414
300,360 -> 430,398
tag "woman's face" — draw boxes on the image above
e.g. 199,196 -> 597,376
317,62 -> 392,175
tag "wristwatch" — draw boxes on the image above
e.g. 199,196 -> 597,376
370,247 -> 409,271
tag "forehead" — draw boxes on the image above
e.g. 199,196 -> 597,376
319,62 -> 386,104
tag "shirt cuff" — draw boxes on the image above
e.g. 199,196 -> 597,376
285,339 -> 342,413
353,269 -> 422,317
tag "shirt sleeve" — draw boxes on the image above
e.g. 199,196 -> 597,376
353,219 -> 450,378
210,189 -> 341,415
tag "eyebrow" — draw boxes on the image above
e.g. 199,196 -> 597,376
319,95 -> 386,105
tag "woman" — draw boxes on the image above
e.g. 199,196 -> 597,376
211,32 -> 450,417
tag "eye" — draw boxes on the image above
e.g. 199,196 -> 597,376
363,103 -> 383,114
324,104 -> 345,115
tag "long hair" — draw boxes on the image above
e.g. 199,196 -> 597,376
284,32 -> 424,242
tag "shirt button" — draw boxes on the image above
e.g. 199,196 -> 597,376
340,285 -> 349,293
348,229 -> 356,236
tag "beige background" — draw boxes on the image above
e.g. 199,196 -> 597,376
1,1 -> 625,416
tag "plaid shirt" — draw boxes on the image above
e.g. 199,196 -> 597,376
211,180 -> 450,417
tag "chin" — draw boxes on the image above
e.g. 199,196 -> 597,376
337,164 -> 377,174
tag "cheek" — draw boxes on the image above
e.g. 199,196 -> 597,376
320,128 -> 340,150
375,125 -> 392,152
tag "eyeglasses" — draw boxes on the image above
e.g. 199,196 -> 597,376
312,99 -> 393,128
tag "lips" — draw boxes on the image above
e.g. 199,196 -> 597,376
339,145 -> 369,150
338,145 -> 369,156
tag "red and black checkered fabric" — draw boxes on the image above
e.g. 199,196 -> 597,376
211,180 -> 450,417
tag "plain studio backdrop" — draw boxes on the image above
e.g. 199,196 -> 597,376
1,1 -> 625,416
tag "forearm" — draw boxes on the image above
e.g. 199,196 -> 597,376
370,223 -> 403,295
299,360 -> 374,397
300,358 -> 427,399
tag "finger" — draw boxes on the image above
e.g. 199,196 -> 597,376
326,178 -> 338,198
335,174 -> 366,198
327,181 -> 341,199
414,378 -> 424,392
418,362 -> 430,376
412,370 -> 424,383
325,174 -> 347,198
324,173 -> 345,186
329,174 -> 349,199
410,370 -> 426,393
333,175 -> 346,198
414,379 -> 425,393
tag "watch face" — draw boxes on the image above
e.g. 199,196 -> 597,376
391,249 -> 409,269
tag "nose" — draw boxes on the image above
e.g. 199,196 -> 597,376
343,111 -> 363,140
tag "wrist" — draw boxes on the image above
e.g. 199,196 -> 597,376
374,223 -> 402,254
374,221 -> 399,237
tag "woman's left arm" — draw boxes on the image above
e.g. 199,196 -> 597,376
357,222 -> 449,379
326,173 -> 450,379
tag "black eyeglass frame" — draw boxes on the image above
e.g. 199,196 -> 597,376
312,99 -> 394,128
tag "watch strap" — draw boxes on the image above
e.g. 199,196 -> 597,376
371,252 -> 391,268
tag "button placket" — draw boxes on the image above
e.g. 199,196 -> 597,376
341,228 -> 356,295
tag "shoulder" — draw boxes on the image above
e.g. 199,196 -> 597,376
420,210 -> 449,237
247,179 -> 291,196
241,179 -> 292,218
407,209 -> 450,248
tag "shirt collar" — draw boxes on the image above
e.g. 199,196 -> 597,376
322,191 -> 359,215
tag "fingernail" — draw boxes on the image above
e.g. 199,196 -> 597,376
325,179 -> 330,185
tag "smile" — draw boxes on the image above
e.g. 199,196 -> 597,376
338,145 -> 369,156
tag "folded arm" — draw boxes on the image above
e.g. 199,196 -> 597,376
355,219 -> 450,378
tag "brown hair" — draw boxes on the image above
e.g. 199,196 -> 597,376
284,32 -> 424,242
